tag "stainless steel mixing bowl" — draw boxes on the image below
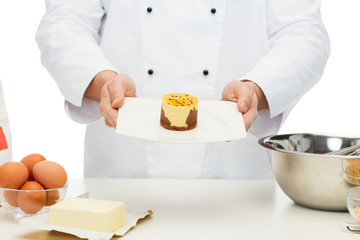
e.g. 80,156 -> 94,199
259,133 -> 360,211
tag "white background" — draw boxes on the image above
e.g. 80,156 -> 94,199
0,1 -> 359,178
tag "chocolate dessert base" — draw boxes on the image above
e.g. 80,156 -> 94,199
160,108 -> 198,131
160,121 -> 197,131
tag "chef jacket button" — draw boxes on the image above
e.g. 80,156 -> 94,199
203,70 -> 209,76
147,7 -> 152,13
211,8 -> 216,14
148,69 -> 154,75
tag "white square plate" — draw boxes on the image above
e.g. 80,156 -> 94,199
116,97 -> 246,143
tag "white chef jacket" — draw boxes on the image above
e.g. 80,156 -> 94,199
36,0 -> 330,178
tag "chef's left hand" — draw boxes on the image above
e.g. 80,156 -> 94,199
221,80 -> 268,131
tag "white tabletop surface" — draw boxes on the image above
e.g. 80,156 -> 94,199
0,178 -> 358,240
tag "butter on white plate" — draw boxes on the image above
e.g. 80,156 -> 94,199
49,198 -> 125,232
19,197 -> 152,240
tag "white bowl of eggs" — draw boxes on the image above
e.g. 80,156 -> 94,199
0,154 -> 68,219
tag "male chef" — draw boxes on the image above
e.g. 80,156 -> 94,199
36,0 -> 330,178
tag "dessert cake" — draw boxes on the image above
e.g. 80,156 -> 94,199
160,93 -> 198,131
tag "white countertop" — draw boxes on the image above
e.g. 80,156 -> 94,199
0,178 -> 358,240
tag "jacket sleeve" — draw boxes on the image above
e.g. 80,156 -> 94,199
242,0 -> 330,136
36,0 -> 117,123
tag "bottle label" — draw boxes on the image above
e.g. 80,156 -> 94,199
0,126 -> 8,151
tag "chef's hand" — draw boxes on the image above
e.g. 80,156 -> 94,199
85,70 -> 137,128
221,80 -> 268,131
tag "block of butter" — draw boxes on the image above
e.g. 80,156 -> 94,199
49,198 -> 125,232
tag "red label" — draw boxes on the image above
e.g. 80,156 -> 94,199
0,126 -> 8,150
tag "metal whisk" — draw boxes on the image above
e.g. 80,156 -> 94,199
325,144 -> 360,156
348,148 -> 360,156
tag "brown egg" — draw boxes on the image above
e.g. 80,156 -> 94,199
45,190 -> 60,206
4,190 -> 19,207
20,154 -> 46,181
33,161 -> 67,189
0,162 -> 29,188
18,181 -> 46,214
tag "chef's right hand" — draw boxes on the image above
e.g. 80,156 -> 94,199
86,70 -> 137,128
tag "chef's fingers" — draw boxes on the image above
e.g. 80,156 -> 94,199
109,74 -> 137,109
222,80 -> 259,131
104,118 -> 114,128
241,95 -> 258,131
99,84 -> 118,128
235,84 -> 254,114
221,81 -> 237,102
221,80 -> 253,109
233,82 -> 258,131
107,78 -> 126,109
